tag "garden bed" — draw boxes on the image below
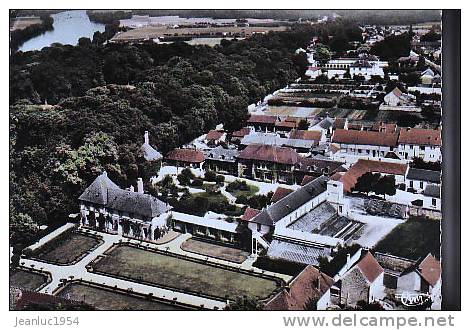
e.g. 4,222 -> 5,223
9,267 -> 50,291
181,238 -> 250,264
90,243 -> 281,301
55,280 -> 193,310
29,230 -> 103,265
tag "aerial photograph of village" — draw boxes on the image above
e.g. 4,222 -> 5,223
9,9 -> 443,311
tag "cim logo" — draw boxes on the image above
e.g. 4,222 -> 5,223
396,292 -> 433,307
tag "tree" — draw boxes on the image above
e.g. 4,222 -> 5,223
297,119 -> 309,130
353,172 -> 380,195
374,175 -> 396,198
224,296 -> 263,311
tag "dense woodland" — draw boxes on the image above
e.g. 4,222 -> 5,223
9,25 -> 316,247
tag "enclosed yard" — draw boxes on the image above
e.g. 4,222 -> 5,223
92,244 -> 280,300
181,238 -> 250,263
33,232 -> 103,265
56,282 -> 189,310
10,268 -> 49,291
373,216 -> 440,259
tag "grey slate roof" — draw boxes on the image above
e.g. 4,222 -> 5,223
79,172 -> 170,218
240,132 -> 284,146
406,168 -> 441,184
317,118 -> 334,130
423,184 -> 441,198
251,175 -> 328,226
107,188 -> 170,218
204,146 -> 239,163
78,172 -> 119,205
282,139 -> 316,150
141,142 -> 163,161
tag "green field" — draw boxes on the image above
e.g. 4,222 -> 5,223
93,245 -> 279,300
373,216 -> 441,259
56,282 -> 189,310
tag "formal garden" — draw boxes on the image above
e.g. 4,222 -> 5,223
180,238 -> 251,263
9,268 -> 50,291
56,281 -> 192,311
27,230 -> 103,265
90,244 -> 281,301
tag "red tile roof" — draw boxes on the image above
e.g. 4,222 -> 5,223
247,114 -> 277,125
392,87 -> 403,97
333,118 -> 347,130
338,159 -> 408,192
332,129 -> 399,147
289,129 -> 322,141
166,149 -> 205,163
271,187 -> 294,203
238,144 -> 299,165
232,127 -> 251,138
355,251 -> 384,283
398,128 -> 441,147
240,207 -> 261,222
301,175 -> 315,186
264,266 -> 334,310
371,122 -> 398,133
418,254 -> 441,287
205,130 -> 224,141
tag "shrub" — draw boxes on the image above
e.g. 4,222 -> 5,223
191,178 -> 204,187
215,175 -> 225,184
204,170 -> 217,182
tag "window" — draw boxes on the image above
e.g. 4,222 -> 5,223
410,181 -> 414,188
384,273 -> 398,289
257,223 -> 261,231
420,146 -> 425,151
432,198 -> 437,206
420,182 -> 424,189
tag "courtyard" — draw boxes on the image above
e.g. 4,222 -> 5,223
181,238 -> 250,263
10,268 -> 49,291
91,244 -> 281,301
56,282 -> 191,310
31,231 -> 103,265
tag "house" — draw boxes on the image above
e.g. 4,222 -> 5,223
237,144 -> 299,184
240,132 -> 284,148
383,87 -> 413,107
397,128 -> 441,162
79,172 -> 171,241
405,168 -> 441,193
264,266 -> 334,310
165,148 -> 205,168
376,252 -> 441,309
141,131 -> 163,162
312,117 -> 334,137
331,129 -> 399,160
203,146 -> 239,175
246,114 -> 277,132
282,139 -> 316,153
294,157 -> 346,185
422,184 -> 441,211
334,250 -> 385,307
271,187 -> 294,203
204,130 -> 225,146
275,117 -> 300,134
421,68 -> 435,85
289,129 -> 324,144
349,59 -> 385,79
332,159 -> 408,193
230,127 -> 252,143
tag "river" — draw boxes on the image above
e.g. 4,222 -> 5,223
18,10 -> 105,52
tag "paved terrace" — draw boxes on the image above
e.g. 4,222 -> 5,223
17,225 -> 291,309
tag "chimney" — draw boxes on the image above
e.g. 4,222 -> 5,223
102,170 -> 108,177
144,131 -> 149,144
346,253 -> 351,267
129,185 -> 135,192
137,178 -> 144,194
316,275 -> 321,290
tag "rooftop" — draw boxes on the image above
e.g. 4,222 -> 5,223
332,129 -> 399,147
406,168 -> 441,183
398,128 -> 441,147
166,148 -> 205,163
238,144 -> 300,165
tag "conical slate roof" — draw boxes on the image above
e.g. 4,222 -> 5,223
78,171 -> 170,218
78,171 -> 119,205
141,142 -> 163,161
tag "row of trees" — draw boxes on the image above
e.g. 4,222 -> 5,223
10,15 -> 54,51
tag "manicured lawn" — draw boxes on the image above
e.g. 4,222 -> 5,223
10,268 -> 49,291
181,238 -> 250,263
56,282 -> 189,310
193,191 -> 227,204
229,183 -> 259,199
33,232 -> 102,265
93,245 -> 279,300
373,217 -> 440,259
